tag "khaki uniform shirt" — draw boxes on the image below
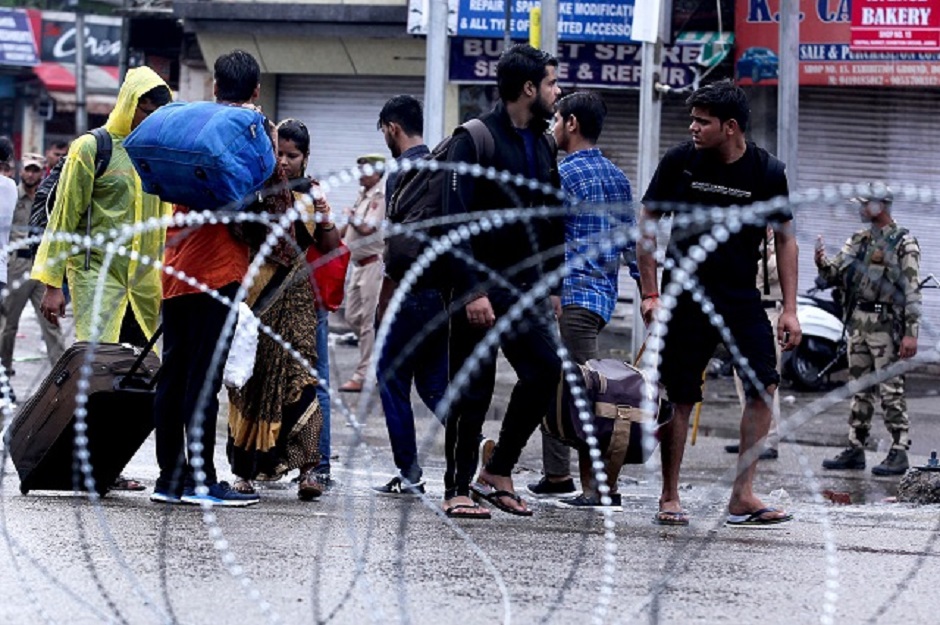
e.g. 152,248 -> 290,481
345,183 -> 386,262
817,221 -> 921,338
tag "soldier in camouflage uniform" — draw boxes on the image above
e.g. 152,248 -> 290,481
816,182 -> 921,476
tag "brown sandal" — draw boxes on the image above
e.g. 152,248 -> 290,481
232,478 -> 256,495
297,470 -> 323,501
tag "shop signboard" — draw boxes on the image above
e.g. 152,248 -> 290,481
735,0 -> 940,86
0,8 -> 39,66
449,37 -> 700,89
410,0 -> 635,42
40,11 -> 122,66
850,0 -> 940,52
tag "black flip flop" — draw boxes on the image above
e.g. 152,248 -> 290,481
470,482 -> 533,517
444,503 -> 492,520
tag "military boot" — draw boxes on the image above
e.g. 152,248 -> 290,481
871,449 -> 909,476
822,447 -> 866,470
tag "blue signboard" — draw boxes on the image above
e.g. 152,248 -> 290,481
457,0 -> 635,43
0,9 -> 39,67
450,37 -> 701,89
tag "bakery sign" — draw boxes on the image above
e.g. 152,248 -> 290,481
851,0 -> 940,51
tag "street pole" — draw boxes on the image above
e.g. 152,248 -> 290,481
503,0 -> 512,50
75,12 -> 88,135
423,0 -> 448,146
118,0 -> 131,82
632,0 -> 668,360
777,0 -> 799,189
540,0 -> 558,55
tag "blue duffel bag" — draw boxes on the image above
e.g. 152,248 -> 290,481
124,101 -> 276,211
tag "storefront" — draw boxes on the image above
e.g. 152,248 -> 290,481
449,37 -> 703,182
277,74 -> 426,210
0,7 -> 41,154
735,0 -> 940,344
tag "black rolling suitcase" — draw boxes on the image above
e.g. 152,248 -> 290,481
5,333 -> 160,496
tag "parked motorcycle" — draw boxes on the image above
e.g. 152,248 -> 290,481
782,280 -> 846,391
783,273 -> 939,390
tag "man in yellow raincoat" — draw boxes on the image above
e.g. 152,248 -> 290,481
33,66 -> 172,346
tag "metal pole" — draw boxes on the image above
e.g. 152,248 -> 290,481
118,0 -> 131,82
503,0 -> 512,50
423,0 -> 448,146
541,0 -> 558,55
777,0 -> 799,189
632,0 -> 668,360
74,12 -> 88,135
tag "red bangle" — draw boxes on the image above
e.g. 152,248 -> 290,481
642,293 -> 659,301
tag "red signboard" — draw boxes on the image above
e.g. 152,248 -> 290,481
735,0 -> 940,86
851,0 -> 940,51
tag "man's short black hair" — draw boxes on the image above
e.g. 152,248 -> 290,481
556,91 -> 607,144
214,49 -> 261,103
377,95 -> 424,137
49,140 -> 69,151
0,136 -> 12,163
139,85 -> 172,108
686,79 -> 750,132
497,43 -> 558,103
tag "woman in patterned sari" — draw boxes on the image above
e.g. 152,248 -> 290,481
226,119 -> 339,500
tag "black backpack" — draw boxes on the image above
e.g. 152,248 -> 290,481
383,119 -> 495,283
28,128 -> 113,266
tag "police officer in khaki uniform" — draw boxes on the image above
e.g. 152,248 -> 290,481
338,154 -> 386,392
816,182 -> 921,476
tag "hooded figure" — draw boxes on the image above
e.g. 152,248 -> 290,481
33,66 -> 172,344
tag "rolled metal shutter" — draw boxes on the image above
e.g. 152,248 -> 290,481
596,91 -> 691,194
277,75 -> 426,211
796,87 -> 940,348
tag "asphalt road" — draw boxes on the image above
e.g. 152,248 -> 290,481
0,301 -> 938,624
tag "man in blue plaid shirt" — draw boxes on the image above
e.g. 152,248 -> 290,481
527,91 -> 637,508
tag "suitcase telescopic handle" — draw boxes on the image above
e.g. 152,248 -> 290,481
119,324 -> 164,390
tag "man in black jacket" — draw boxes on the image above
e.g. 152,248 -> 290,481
441,44 -> 563,518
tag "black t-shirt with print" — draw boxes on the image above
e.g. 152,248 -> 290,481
642,141 -> 792,299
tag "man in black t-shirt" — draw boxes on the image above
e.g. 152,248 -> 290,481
637,80 -> 802,528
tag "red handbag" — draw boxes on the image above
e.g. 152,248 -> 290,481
306,242 -> 351,312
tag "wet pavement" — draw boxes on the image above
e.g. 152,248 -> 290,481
0,299 -> 939,624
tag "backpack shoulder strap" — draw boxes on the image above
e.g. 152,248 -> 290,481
89,127 -> 113,179
459,119 -> 495,164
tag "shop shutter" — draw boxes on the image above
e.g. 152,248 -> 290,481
277,75 -> 426,211
796,87 -> 940,348
597,91 -> 691,193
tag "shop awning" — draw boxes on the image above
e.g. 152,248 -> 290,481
33,62 -> 119,115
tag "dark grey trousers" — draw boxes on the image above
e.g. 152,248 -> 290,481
541,305 -> 605,477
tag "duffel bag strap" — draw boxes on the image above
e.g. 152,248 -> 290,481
602,415 -> 632,483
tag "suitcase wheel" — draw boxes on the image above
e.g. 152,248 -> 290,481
19,484 -> 28,495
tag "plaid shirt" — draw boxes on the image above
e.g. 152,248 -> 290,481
559,148 -> 634,322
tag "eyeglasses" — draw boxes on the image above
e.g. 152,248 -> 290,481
136,104 -> 158,118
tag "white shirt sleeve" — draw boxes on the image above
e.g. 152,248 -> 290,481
0,177 -> 18,285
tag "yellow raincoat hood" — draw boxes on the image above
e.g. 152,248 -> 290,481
32,66 -> 172,343
105,66 -> 168,138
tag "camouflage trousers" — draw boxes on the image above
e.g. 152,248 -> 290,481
847,313 -> 909,451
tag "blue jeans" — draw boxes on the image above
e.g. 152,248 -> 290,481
377,288 -> 449,483
315,308 -> 331,473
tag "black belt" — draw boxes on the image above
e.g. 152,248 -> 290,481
762,301 -> 779,309
13,249 -> 32,259
857,302 -> 892,313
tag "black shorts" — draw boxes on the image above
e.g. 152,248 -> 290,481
658,292 -> 779,405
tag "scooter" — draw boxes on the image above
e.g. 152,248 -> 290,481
783,279 -> 846,391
